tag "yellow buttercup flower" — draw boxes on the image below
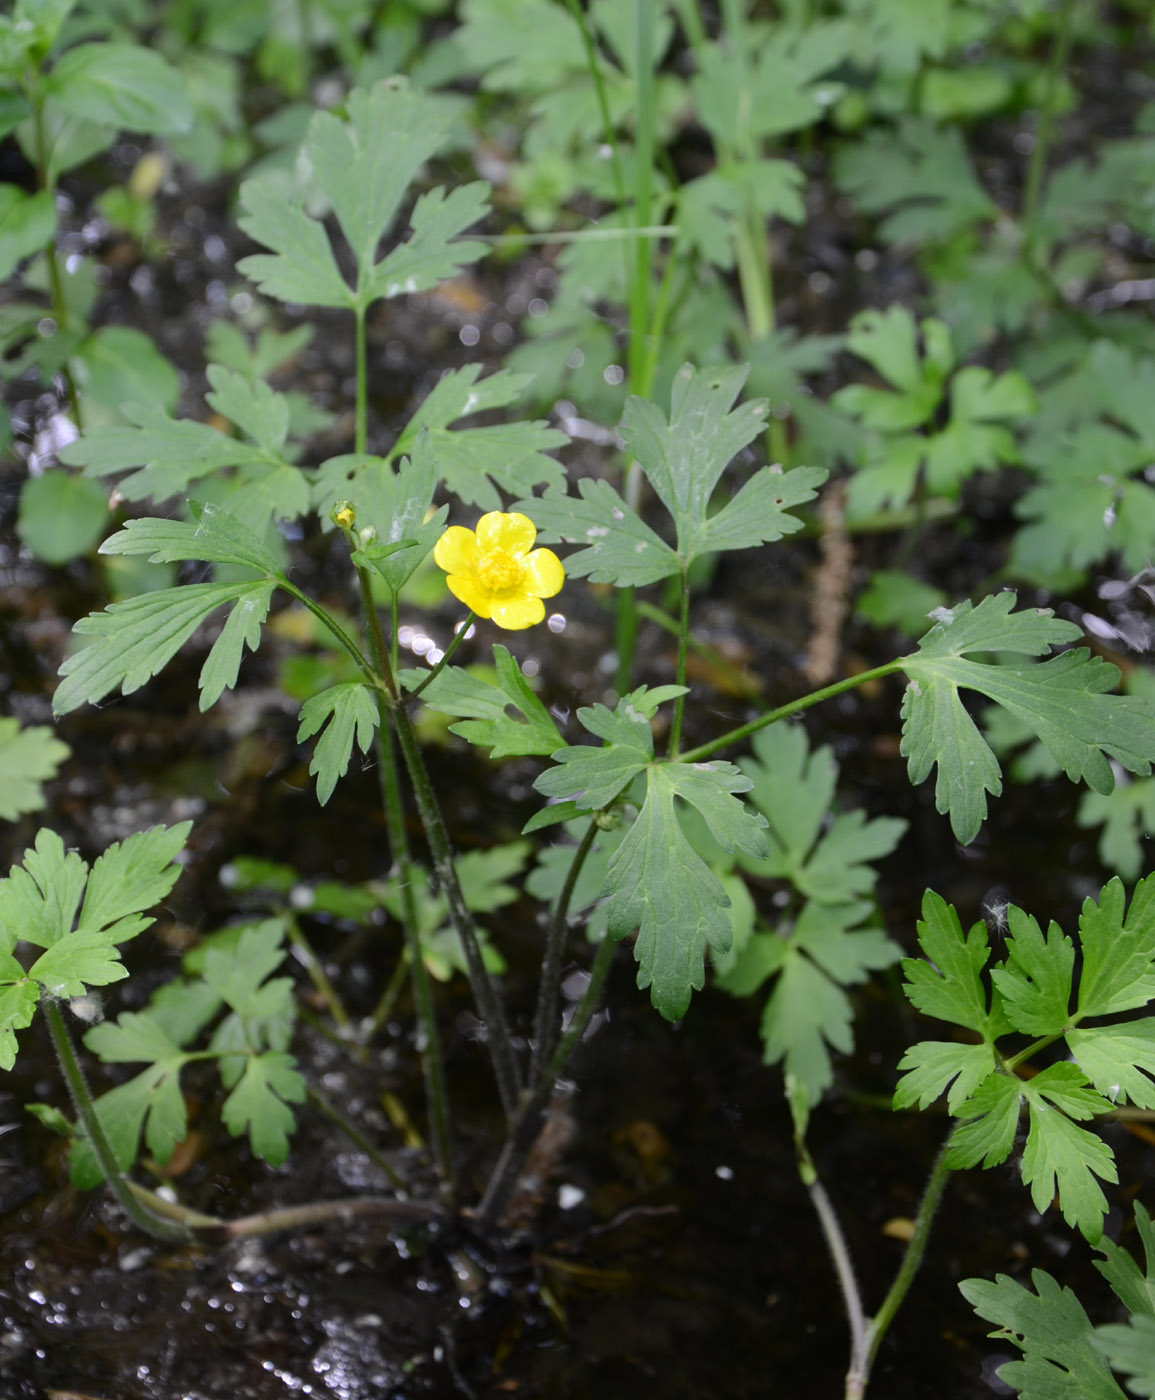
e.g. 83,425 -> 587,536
433,511 -> 564,630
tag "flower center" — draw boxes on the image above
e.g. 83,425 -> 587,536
476,547 -> 523,593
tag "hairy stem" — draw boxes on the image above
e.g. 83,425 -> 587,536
347,553 -> 521,1120
861,1142 -> 953,1383
347,551 -> 455,1185
44,1000 -> 187,1242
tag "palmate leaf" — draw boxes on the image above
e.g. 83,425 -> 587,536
1094,1317 -> 1155,1399
833,118 -> 996,247
0,824 -> 190,1066
365,183 -> 490,301
71,1014 -> 193,1187
204,365 -> 289,454
898,594 -> 1155,844
314,431 -> 447,590
0,983 -> 38,1072
736,723 -> 906,903
961,1270 -> 1128,1400
239,82 -> 489,315
52,505 -> 282,716
0,718 -> 69,822
527,364 -> 823,584
236,175 -> 352,309
220,1051 -> 306,1166
1069,1021 -> 1155,1111
396,365 -> 565,509
620,363 -> 824,566
534,690 -> 661,810
1075,877 -> 1155,1018
297,683 -> 381,805
893,1039 -> 998,1114
403,644 -> 563,758
720,899 -> 901,1099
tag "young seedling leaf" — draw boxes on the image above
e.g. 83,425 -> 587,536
297,684 -> 381,805
404,644 -> 563,758
961,1270 -> 1127,1400
0,718 -> 70,822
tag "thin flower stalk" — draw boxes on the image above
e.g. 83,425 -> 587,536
352,540 -> 522,1120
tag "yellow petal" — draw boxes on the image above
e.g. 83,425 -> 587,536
476,511 -> 536,556
490,594 -> 546,629
446,573 -> 493,617
521,547 -> 564,599
434,526 -> 479,575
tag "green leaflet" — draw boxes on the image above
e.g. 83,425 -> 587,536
0,824 -> 190,1070
297,683 -> 382,806
238,82 -> 489,316
961,1270 -> 1127,1400
898,595 -> 1155,844
404,644 -> 563,759
603,760 -> 768,1020
0,718 -> 70,822
524,364 -> 825,585
901,878 -> 1155,1242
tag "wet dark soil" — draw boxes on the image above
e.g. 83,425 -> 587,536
4,22 -> 1155,1396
